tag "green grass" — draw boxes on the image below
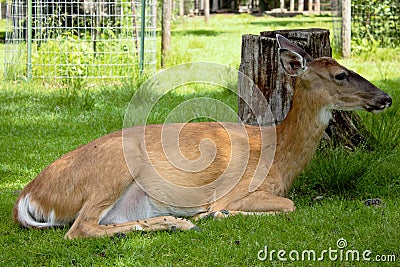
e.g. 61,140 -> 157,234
1,14 -> 400,266
1,200 -> 399,266
160,14 -> 334,68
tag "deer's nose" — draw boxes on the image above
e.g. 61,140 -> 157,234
367,93 -> 392,113
381,94 -> 392,108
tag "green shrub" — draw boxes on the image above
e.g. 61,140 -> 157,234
352,0 -> 399,53
32,34 -> 138,80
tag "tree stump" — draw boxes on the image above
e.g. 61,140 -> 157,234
238,29 -> 370,149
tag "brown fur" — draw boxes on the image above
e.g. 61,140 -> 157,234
13,37 -> 392,239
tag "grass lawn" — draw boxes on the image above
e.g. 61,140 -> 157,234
1,14 -> 399,266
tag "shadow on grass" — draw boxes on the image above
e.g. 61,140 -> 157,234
250,20 -> 317,27
0,31 -> 5,43
172,29 -> 224,36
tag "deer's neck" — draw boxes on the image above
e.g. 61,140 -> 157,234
273,83 -> 332,196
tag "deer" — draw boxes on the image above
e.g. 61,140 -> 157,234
13,35 -> 392,239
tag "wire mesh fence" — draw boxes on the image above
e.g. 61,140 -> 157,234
352,0 -> 399,49
331,0 -> 399,55
4,0 -> 156,82
330,0 -> 342,55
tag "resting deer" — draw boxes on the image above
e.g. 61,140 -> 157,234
13,35 -> 392,239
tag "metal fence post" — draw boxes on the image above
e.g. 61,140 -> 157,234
27,0 -> 32,80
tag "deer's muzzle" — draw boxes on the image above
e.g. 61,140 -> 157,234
365,93 -> 392,113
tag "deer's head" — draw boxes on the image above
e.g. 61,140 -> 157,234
277,34 -> 392,114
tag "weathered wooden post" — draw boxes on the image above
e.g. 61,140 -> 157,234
341,0 -> 351,58
308,0 -> 313,13
238,29 -> 370,149
179,0 -> 184,17
290,0 -> 294,12
161,0 -> 172,67
204,0 -> 210,25
298,0 -> 304,12
315,0 -> 320,14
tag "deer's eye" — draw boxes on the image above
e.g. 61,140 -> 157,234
335,73 -> 347,81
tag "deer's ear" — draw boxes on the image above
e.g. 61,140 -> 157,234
278,48 -> 306,76
276,34 -> 313,61
276,34 -> 313,76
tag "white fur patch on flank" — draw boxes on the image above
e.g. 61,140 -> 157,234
318,107 -> 333,125
99,182 -> 152,225
17,194 -> 61,228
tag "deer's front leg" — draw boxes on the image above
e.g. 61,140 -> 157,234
66,215 -> 198,239
227,191 -> 295,212
194,191 -> 295,220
